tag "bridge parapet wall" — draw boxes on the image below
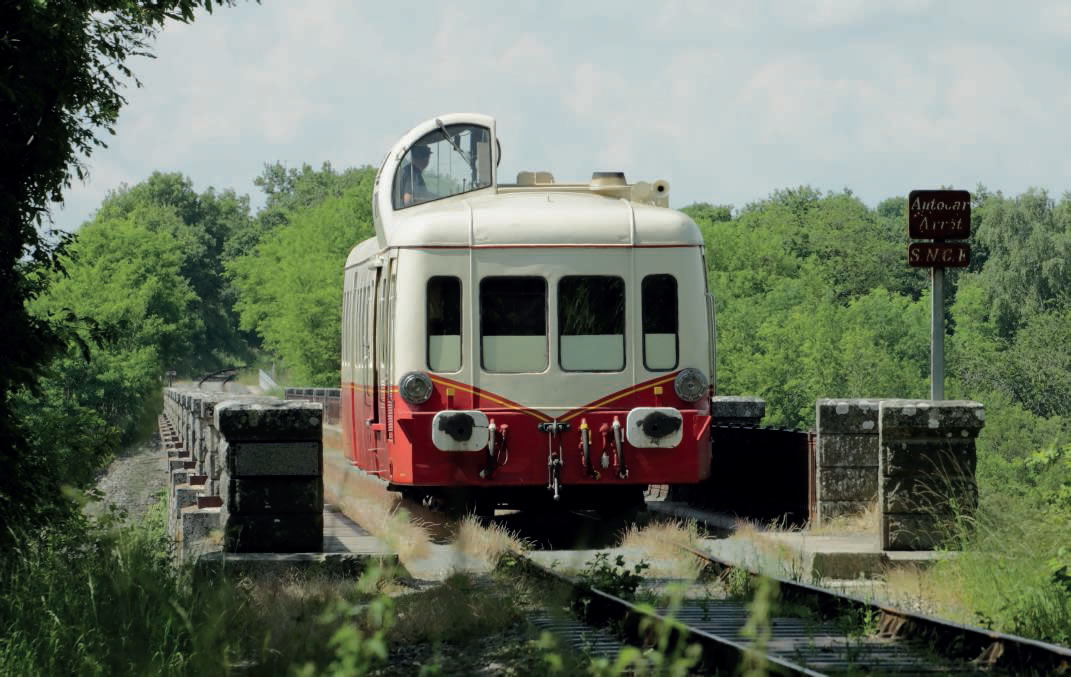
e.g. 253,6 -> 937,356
710,396 -> 766,428
284,387 -> 341,425
162,388 -> 324,557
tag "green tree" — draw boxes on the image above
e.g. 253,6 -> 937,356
687,188 -> 929,426
30,208 -> 200,431
682,202 -> 733,225
0,0 -> 239,531
227,162 -> 376,262
229,168 -> 376,385
12,210 -> 201,515
95,172 -> 253,370
970,188 -> 1071,338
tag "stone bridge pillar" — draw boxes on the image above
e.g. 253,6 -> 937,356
161,388 -> 325,557
814,399 -> 880,523
216,400 -> 324,553
878,400 -> 984,550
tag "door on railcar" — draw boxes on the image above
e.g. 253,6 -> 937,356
342,268 -> 358,463
359,265 -> 379,472
371,258 -> 398,476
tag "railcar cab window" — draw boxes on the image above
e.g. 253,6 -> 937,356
480,277 -> 547,373
427,276 -> 462,372
559,276 -> 625,371
642,274 -> 678,371
392,124 -> 493,209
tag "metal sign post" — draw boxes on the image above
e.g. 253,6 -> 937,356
907,189 -> 971,401
930,267 -> 944,400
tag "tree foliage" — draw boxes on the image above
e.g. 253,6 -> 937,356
94,171 -> 253,369
969,187 -> 1071,338
687,189 -> 929,427
228,165 -> 376,385
20,211 -> 201,482
0,0 -> 238,530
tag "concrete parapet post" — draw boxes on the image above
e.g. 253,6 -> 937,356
162,388 -> 326,555
815,399 -> 880,523
878,400 -> 983,550
214,400 -> 324,553
193,393 -> 224,477
710,396 -> 765,427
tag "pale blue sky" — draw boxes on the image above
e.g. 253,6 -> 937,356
55,0 -> 1071,230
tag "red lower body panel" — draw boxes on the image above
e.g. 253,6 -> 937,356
342,374 -> 711,491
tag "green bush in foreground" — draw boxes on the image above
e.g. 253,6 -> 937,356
926,443 -> 1071,645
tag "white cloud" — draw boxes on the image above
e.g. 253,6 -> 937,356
49,0 -> 1071,231
499,34 -> 556,75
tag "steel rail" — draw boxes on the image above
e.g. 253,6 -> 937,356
678,542 -> 1071,674
514,553 -> 824,676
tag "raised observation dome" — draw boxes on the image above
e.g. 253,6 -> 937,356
371,113 -> 678,249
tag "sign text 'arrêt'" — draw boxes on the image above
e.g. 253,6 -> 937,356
908,189 -> 971,240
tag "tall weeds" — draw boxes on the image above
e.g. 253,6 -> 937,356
889,443 -> 1071,644
925,494 -> 1071,643
0,497 -> 408,675
0,501 -> 237,675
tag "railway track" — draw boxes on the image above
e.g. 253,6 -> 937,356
321,452 -> 1070,673
511,539 -> 1071,675
679,542 -> 1071,674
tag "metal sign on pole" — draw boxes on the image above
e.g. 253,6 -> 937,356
907,189 -> 971,401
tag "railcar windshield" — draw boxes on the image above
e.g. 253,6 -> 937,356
480,277 -> 547,373
558,276 -> 625,372
393,123 -> 493,209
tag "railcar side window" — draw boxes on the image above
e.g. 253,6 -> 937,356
480,277 -> 547,373
642,274 -> 678,371
393,124 -> 493,209
427,276 -> 462,372
558,276 -> 625,371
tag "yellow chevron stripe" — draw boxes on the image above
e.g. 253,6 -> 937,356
559,374 -> 677,422
428,377 -> 553,422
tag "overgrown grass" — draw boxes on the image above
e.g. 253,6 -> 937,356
453,513 -> 529,566
618,518 -> 707,579
889,500 -> 1071,643
619,518 -> 703,556
0,500 -> 235,675
882,443 -> 1071,644
805,500 -> 879,535
232,563 -> 407,675
334,492 -> 432,562
0,495 -> 411,675
392,573 -> 525,644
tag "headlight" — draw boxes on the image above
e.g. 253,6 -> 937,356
398,371 -> 433,404
674,368 -> 709,403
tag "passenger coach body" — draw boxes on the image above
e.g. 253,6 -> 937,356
340,114 -> 715,510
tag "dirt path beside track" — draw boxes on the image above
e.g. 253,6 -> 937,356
87,434 -> 168,522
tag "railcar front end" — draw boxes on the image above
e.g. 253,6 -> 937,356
339,114 -> 715,512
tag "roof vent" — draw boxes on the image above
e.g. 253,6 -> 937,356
517,171 -> 555,186
591,171 -> 627,187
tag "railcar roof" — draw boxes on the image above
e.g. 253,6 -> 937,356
349,191 -> 701,267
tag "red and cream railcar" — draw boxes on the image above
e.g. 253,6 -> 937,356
340,113 -> 716,512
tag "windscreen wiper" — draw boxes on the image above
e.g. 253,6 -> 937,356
435,118 -> 472,166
